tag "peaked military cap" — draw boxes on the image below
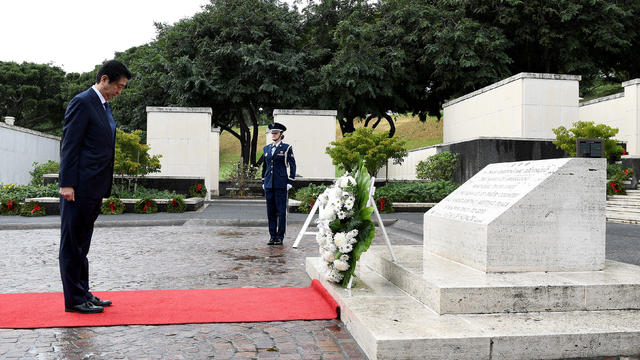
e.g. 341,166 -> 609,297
268,122 -> 287,133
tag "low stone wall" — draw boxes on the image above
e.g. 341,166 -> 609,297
218,178 -> 411,197
22,197 -> 204,215
43,174 -> 205,195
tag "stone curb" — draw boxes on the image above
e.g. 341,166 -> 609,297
0,218 -> 399,230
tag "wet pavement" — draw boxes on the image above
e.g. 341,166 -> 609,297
0,204 -> 421,359
1,202 -> 639,359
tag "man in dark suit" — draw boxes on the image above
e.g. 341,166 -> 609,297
262,122 -> 296,245
58,60 -> 131,314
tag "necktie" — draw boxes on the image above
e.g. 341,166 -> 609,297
104,102 -> 116,134
271,144 -> 276,156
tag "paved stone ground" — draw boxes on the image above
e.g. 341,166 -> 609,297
1,202 -> 640,359
0,223 -> 419,359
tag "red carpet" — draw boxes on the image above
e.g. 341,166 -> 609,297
0,280 -> 338,329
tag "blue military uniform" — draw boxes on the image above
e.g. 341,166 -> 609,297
262,124 -> 296,245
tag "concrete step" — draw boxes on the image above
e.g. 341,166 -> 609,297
360,246 -> 640,315
306,254 -> 640,360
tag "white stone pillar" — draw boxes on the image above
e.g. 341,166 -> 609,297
146,107 -> 218,198
443,73 -> 581,143
271,109 -> 337,178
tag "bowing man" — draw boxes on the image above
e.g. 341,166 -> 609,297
58,60 -> 131,314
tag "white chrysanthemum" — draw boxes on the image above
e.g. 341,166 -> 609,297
333,259 -> 350,271
337,210 -> 347,219
324,243 -> 337,253
338,175 -> 356,188
327,268 -> 344,282
340,254 -> 349,262
347,229 -> 359,239
322,250 -> 336,263
318,193 -> 329,205
319,205 -> 337,221
344,198 -> 354,210
333,232 -> 347,248
338,243 -> 353,253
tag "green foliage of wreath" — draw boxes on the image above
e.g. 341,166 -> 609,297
101,197 -> 125,215
0,199 -> 20,215
134,198 -> 158,214
20,201 -> 46,217
166,196 -> 186,213
188,183 -> 207,198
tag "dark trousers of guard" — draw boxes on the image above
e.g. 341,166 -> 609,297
265,188 -> 288,241
59,196 -> 102,308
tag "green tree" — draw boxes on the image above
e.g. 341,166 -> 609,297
0,61 -> 66,134
326,127 -> 407,176
552,121 -> 623,159
380,0 -> 511,119
113,129 -> 162,192
113,43 -> 172,132
466,0 -> 635,88
156,0 -> 305,166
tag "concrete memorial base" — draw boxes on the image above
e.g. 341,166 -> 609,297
305,158 -> 640,359
307,250 -> 640,360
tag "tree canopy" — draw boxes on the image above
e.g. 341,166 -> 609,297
1,0 -> 639,163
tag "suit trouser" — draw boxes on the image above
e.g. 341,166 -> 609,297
59,196 -> 102,307
265,188 -> 288,240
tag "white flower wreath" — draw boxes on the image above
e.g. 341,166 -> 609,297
315,165 -> 375,287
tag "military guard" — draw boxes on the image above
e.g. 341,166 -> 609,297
262,122 -> 296,245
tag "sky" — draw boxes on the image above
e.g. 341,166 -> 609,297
0,0 -> 211,74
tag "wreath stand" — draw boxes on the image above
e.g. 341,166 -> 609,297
292,177 -> 398,265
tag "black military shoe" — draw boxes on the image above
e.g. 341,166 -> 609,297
88,296 -> 112,307
272,239 -> 283,245
65,301 -> 103,314
267,238 -> 276,245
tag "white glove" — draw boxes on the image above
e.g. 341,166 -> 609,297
262,184 -> 265,189
286,184 -> 292,191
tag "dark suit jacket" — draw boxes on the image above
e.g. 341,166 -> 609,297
262,142 -> 296,189
59,87 -> 116,199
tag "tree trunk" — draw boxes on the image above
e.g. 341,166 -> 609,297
247,103 -> 260,166
383,114 -> 395,138
238,110 -> 250,166
338,116 -> 356,136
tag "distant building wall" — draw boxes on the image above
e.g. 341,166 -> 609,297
378,137 -> 566,183
272,109 -> 337,178
443,73 -> 580,143
579,79 -> 640,155
0,122 -> 60,185
146,107 -> 219,197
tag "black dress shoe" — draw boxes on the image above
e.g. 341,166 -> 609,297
267,238 -> 276,245
88,296 -> 112,307
272,239 -> 283,245
65,302 -> 103,314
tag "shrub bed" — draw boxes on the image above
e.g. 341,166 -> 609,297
373,181 -> 459,211
292,184 -> 328,213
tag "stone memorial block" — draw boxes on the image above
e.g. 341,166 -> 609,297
424,158 -> 605,272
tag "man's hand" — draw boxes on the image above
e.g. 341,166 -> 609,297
59,187 -> 75,202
